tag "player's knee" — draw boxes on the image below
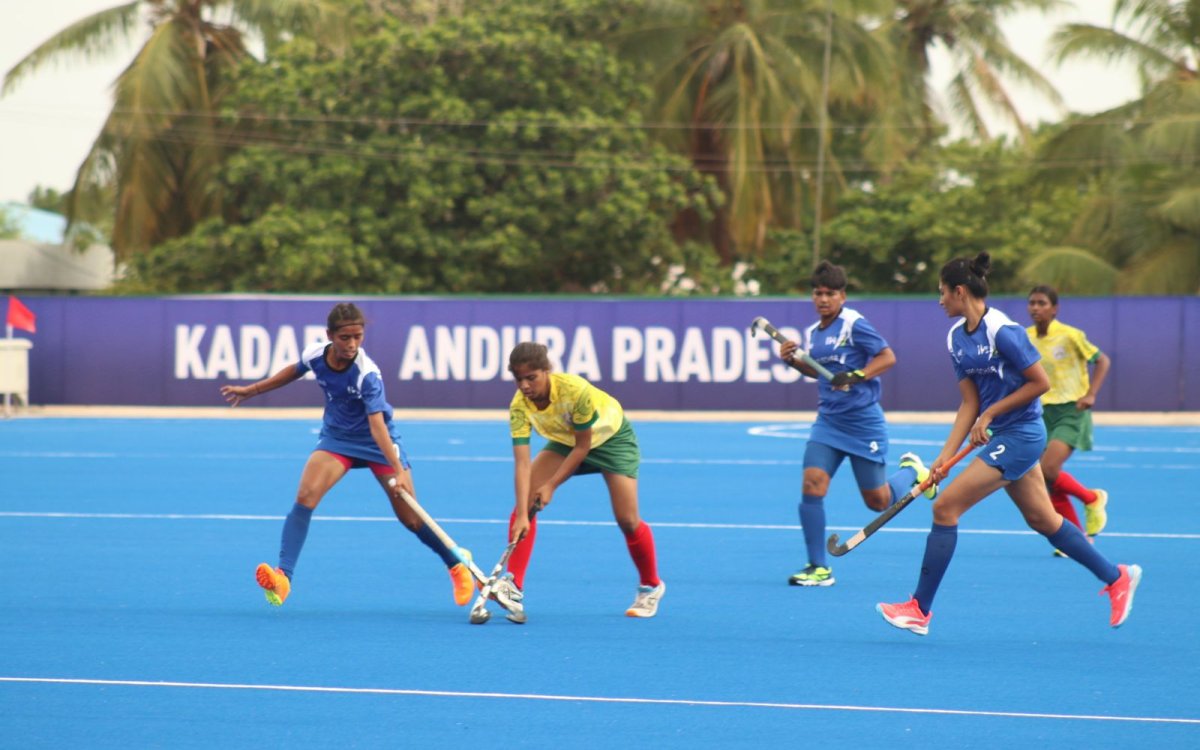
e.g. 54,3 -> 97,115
295,485 -> 322,509
615,516 -> 641,536
863,493 -> 889,512
802,476 -> 828,496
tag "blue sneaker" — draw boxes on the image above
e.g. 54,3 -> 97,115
899,452 -> 938,500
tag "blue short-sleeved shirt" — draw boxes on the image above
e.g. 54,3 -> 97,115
947,307 -> 1043,431
297,343 -> 401,465
803,308 -> 890,461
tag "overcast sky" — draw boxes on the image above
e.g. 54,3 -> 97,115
0,0 -> 1139,204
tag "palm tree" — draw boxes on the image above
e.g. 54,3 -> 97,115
887,0 -> 1066,141
613,0 -> 894,263
1029,0 -> 1200,294
2,1 -> 338,260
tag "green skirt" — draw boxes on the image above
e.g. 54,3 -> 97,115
542,417 -> 640,479
1042,401 -> 1094,451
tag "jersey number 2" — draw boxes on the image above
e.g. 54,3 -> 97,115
989,443 -> 1006,461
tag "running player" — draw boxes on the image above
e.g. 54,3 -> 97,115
877,253 -> 1141,636
220,302 -> 474,608
775,261 -> 935,587
495,341 -> 664,622
1027,285 -> 1111,549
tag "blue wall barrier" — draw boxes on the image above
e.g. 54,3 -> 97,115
14,295 -> 1190,411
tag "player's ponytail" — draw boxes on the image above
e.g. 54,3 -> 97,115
941,252 -> 991,299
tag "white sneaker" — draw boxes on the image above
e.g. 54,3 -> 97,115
490,573 -> 526,624
625,581 -> 666,618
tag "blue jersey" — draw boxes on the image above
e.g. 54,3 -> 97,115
947,307 -> 1043,431
803,308 -> 890,461
297,343 -> 400,464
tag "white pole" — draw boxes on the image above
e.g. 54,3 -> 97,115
812,0 -> 834,271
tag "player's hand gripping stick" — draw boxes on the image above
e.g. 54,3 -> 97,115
749,316 -> 835,381
825,439 -> 982,557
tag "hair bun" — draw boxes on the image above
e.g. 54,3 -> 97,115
968,251 -> 991,279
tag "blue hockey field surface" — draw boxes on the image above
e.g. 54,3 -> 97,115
2,416 -> 1198,747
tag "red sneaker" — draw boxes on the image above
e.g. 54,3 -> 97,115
876,597 -> 932,636
1101,563 -> 1142,627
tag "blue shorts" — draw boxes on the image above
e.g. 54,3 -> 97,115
803,441 -> 887,490
315,425 -> 410,470
979,420 -> 1046,481
809,407 -> 888,464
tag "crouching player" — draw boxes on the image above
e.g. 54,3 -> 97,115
492,342 -> 664,623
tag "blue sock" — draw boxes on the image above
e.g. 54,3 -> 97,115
887,466 -> 918,506
415,523 -> 460,568
799,495 -> 827,567
1047,520 -> 1121,584
278,503 -> 313,579
913,523 -> 958,614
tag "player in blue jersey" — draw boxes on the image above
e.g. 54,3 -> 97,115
877,253 -> 1141,636
219,302 -> 475,609
776,261 -> 935,587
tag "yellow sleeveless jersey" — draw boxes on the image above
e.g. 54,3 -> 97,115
509,372 -> 625,447
1026,320 -> 1101,405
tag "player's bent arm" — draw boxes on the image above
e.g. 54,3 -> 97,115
220,364 -> 303,406
779,341 -> 818,379
981,362 -> 1050,427
1082,351 -> 1111,408
860,346 -> 896,379
366,411 -> 405,480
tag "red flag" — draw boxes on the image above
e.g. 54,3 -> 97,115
7,296 -> 36,334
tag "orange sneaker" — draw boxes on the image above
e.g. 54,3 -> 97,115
1101,563 -> 1142,627
256,563 -> 290,606
876,597 -> 932,636
450,558 -> 474,606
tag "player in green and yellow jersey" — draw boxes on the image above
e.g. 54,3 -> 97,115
1027,285 -> 1112,545
490,342 -> 664,623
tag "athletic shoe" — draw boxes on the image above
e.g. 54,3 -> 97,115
1085,489 -> 1109,537
1101,563 -> 1142,628
788,564 -> 835,587
876,597 -> 932,636
899,452 -> 938,500
255,563 -> 290,607
490,573 -> 526,624
626,581 -> 666,618
449,559 -> 475,606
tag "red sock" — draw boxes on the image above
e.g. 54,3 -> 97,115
1052,471 -> 1097,504
624,522 -> 660,587
506,511 -> 537,590
1050,490 -> 1083,531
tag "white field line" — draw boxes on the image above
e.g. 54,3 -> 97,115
0,676 -> 1196,725
1,511 -> 1197,540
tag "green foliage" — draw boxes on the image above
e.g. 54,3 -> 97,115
120,0 -> 715,294
823,138 -> 1084,294
0,207 -> 18,240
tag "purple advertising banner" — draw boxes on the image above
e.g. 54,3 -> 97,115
11,295 -> 1192,411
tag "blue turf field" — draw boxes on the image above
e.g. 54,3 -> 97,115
1,417 -> 1198,748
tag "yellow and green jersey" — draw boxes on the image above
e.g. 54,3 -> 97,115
509,373 -> 625,448
1026,320 -> 1101,405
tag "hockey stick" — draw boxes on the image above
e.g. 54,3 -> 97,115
468,541 -> 519,625
387,479 -> 492,586
826,440 -> 981,557
750,316 -> 835,380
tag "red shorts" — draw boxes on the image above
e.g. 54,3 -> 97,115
320,450 -> 396,477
